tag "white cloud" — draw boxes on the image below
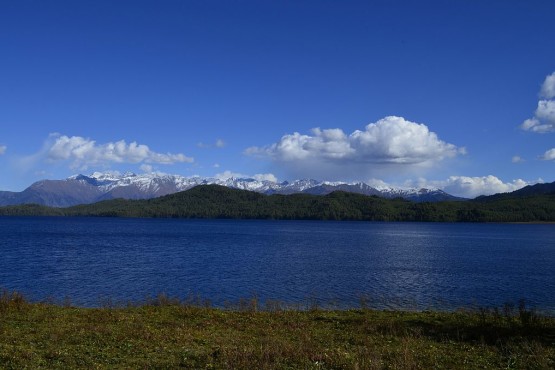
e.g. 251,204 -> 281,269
535,100 -> 555,123
541,72 -> 555,99
512,155 -> 524,163
246,116 -> 463,180
352,175 -> 534,198
215,170 -> 278,182
520,118 -> 543,132
253,173 -> 278,182
365,178 -> 392,189
521,72 -> 555,133
47,134 -> 193,169
0,145 -> 6,155
417,176 -> 530,198
140,164 -> 154,173
215,170 -> 245,180
215,139 -> 226,148
540,148 -> 555,160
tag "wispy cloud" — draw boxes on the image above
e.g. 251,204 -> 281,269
512,155 -> 524,163
215,170 -> 278,182
46,134 -> 193,170
246,116 -> 464,180
197,138 -> 226,149
214,170 -> 244,179
0,145 -> 6,155
521,71 -> 555,133
140,164 -> 154,173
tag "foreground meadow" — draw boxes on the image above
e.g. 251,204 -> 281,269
0,292 -> 554,369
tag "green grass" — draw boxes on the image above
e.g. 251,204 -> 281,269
1,291 -> 554,369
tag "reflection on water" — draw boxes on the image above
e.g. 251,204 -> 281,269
0,217 -> 554,312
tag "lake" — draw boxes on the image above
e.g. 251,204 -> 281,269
1,217 -> 554,313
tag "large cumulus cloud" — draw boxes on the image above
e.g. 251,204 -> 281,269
246,116 -> 464,179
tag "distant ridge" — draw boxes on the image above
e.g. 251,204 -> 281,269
1,184 -> 555,222
0,172 -> 464,207
475,181 -> 555,202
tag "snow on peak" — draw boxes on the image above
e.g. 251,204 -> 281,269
63,172 -> 453,200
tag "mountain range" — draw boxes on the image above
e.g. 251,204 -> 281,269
0,172 -> 464,207
2,181 -> 554,222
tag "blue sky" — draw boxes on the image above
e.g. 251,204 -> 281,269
1,0 -> 555,197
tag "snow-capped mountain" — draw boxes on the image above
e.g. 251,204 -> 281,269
0,172 -> 464,207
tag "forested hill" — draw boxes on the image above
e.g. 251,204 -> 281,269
1,184 -> 555,222
474,181 -> 555,202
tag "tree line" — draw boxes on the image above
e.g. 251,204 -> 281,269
1,184 -> 554,222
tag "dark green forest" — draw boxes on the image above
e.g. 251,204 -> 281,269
1,184 -> 555,222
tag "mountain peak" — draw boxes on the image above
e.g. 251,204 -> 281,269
0,172 -> 465,207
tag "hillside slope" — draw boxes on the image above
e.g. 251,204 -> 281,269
0,172 -> 464,207
1,184 -> 554,222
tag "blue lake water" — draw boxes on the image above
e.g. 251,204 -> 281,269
1,217 -> 554,312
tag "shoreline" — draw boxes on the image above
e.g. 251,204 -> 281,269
1,185 -> 555,222
3,213 -> 555,223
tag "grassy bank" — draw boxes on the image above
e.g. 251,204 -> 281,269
1,292 -> 554,369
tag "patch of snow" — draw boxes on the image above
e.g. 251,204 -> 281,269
64,171 -> 454,201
